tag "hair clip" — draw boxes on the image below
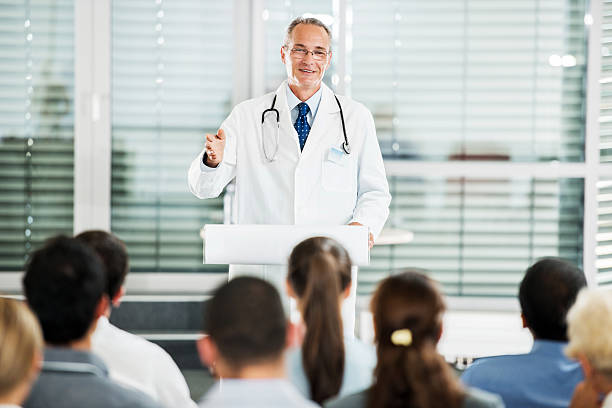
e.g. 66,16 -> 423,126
391,329 -> 412,347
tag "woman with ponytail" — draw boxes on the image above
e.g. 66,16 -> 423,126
286,237 -> 376,405
327,270 -> 503,408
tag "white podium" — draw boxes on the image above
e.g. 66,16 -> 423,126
202,224 -> 370,266
201,224 -> 371,337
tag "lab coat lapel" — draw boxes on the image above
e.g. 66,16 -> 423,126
275,82 -> 302,153
300,83 -> 340,161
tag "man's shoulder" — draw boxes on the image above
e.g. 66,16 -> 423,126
26,369 -> 161,408
333,93 -> 370,114
234,91 -> 277,112
461,353 -> 535,384
94,321 -> 176,366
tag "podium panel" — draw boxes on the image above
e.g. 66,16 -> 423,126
202,224 -> 370,266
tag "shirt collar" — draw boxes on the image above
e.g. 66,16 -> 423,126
530,339 -> 569,356
285,82 -> 323,116
43,346 -> 109,376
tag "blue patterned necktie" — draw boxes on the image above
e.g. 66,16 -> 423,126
294,102 -> 311,151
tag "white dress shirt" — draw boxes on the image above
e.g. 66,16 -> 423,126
92,316 -> 197,408
286,82 -> 323,127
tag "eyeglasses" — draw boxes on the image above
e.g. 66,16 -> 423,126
287,47 -> 329,61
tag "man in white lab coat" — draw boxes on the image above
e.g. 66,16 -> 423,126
188,16 -> 391,335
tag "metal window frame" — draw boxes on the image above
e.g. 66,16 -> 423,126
3,0 -> 600,307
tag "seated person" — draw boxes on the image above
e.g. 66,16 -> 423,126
0,298 -> 43,408
461,258 -> 586,408
327,270 -> 503,408
76,230 -> 196,408
565,289 -> 612,408
22,235 -> 161,408
286,237 -> 375,404
197,276 -> 317,408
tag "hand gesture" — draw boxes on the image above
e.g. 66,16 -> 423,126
204,128 -> 226,167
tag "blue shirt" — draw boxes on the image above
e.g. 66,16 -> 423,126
286,83 -> 323,127
461,340 -> 583,408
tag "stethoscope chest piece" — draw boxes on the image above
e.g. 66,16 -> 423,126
342,141 -> 351,155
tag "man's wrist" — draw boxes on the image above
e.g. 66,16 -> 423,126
202,152 -> 219,168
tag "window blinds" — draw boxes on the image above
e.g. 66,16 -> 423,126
349,0 -> 587,296
111,0 -> 233,272
0,0 -> 74,270
359,176 -> 583,296
350,0 -> 587,162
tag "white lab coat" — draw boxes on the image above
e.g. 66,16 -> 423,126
188,81 -> 391,334
188,80 -> 391,237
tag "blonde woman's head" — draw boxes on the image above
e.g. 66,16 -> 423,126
566,289 -> 612,377
0,297 -> 43,401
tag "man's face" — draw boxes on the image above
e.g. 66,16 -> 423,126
281,23 -> 331,91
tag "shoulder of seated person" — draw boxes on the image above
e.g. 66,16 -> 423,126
463,387 -> 504,408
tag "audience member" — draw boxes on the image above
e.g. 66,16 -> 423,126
76,230 -> 196,408
22,235 -> 161,408
286,237 -> 375,404
461,258 -> 586,408
328,270 -> 503,408
0,298 -> 42,408
566,289 -> 612,408
197,276 -> 318,408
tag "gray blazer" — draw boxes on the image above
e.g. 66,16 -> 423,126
24,348 -> 161,408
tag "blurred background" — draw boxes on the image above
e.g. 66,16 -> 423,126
0,0 -> 610,396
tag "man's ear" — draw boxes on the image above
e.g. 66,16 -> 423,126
111,285 -> 125,308
281,45 -> 287,64
578,353 -> 595,379
520,313 -> 528,329
197,335 -> 218,369
95,296 -> 109,319
326,50 -> 332,69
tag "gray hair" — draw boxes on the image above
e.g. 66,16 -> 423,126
284,16 -> 332,50
566,288 -> 612,377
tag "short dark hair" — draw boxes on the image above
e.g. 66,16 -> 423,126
75,230 -> 129,300
204,277 -> 287,369
519,257 -> 587,341
23,235 -> 106,345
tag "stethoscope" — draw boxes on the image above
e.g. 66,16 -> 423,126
261,93 -> 350,162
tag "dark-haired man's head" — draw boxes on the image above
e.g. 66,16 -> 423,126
75,230 -> 128,308
519,257 -> 587,341
23,235 -> 107,347
197,277 -> 288,378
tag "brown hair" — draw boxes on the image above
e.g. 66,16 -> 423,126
0,298 -> 42,397
368,270 -> 465,408
288,237 -> 351,404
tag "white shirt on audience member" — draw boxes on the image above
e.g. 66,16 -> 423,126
199,378 -> 318,408
92,316 -> 197,408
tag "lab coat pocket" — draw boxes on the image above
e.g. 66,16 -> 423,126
322,158 -> 353,193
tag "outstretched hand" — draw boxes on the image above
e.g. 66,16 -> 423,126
204,128 -> 226,167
